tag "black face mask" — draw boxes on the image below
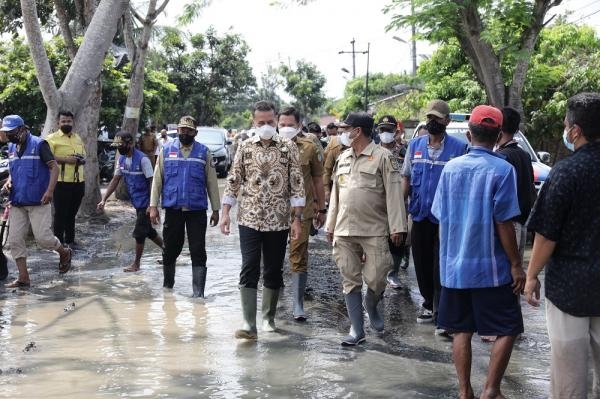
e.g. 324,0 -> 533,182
7,129 -> 21,144
178,134 -> 194,145
60,125 -> 73,134
7,134 -> 20,144
425,119 -> 446,136
116,144 -> 129,153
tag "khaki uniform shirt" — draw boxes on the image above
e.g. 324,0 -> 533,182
323,136 -> 346,196
223,134 -> 305,232
149,144 -> 220,211
46,130 -> 86,183
325,141 -> 407,237
294,137 -> 324,219
299,132 -> 324,160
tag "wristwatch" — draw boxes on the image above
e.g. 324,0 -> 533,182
294,214 -> 303,221
318,209 -> 327,214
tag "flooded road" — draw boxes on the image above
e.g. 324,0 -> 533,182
0,181 -> 560,398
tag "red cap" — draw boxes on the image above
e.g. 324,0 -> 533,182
470,105 -> 503,129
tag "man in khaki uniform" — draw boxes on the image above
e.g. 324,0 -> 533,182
322,135 -> 348,202
325,112 -> 407,346
277,107 -> 326,321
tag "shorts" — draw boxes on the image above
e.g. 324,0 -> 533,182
437,284 -> 524,336
132,208 -> 158,243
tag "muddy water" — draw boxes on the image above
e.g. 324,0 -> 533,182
0,191 -> 556,398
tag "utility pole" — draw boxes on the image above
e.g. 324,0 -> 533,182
339,38 -> 368,79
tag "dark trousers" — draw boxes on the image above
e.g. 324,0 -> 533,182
53,181 -> 85,244
162,209 -> 207,288
411,219 -> 440,314
238,225 -> 288,290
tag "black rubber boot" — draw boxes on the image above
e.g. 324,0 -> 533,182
192,266 -> 207,298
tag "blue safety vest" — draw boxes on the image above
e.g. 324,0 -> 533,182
118,149 -> 150,209
162,140 -> 209,210
408,134 -> 467,222
8,134 -> 50,206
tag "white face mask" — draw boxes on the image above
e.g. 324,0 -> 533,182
563,126 -> 575,152
379,132 -> 395,144
256,124 -> 276,140
339,132 -> 351,147
278,126 -> 299,140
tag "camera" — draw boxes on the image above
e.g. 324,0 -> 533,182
73,153 -> 86,165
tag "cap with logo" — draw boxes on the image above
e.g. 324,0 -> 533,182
111,132 -> 134,147
0,115 -> 25,131
425,100 -> 451,119
470,105 -> 503,129
377,115 -> 397,129
178,115 -> 197,129
339,112 -> 374,132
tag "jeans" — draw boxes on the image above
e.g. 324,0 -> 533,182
238,225 -> 288,289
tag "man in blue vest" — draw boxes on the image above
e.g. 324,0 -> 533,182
401,100 -> 468,328
1,115 -> 73,288
148,116 -> 220,298
97,131 -> 164,272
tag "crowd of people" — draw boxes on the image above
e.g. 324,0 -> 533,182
1,92 -> 599,398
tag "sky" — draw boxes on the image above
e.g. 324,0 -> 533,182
157,0 -> 600,99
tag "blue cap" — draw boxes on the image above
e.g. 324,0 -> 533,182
0,115 -> 25,131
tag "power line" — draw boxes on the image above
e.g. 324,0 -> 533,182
571,6 -> 600,23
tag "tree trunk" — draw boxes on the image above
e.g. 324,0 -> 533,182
21,0 -> 129,217
78,84 -> 104,218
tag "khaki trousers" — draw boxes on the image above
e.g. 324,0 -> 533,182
8,205 -> 61,259
546,299 -> 600,399
332,235 -> 392,295
289,219 -> 312,273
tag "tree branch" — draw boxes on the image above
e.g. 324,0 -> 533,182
151,0 -> 170,21
130,5 -> 146,24
53,0 -> 78,60
20,0 -> 61,111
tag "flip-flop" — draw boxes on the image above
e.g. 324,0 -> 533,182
59,248 -> 73,274
5,280 -> 30,288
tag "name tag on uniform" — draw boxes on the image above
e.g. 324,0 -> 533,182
168,152 -> 178,158
415,151 -> 423,159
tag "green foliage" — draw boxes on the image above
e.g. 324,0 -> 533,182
334,72 -> 421,117
0,0 -> 55,36
220,110 -> 252,130
0,35 -> 178,133
154,27 -> 256,126
526,23 -> 600,146
279,60 -> 326,119
416,40 -> 486,112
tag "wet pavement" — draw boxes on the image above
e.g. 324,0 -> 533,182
0,180 -> 560,398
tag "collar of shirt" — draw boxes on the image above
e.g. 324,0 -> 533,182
497,139 -> 518,150
251,134 -> 281,145
427,133 -> 446,148
350,140 -> 376,158
468,145 -> 506,160
54,130 -> 73,138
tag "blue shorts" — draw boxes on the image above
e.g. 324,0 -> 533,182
437,284 -> 524,336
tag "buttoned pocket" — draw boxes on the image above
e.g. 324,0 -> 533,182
359,170 -> 377,188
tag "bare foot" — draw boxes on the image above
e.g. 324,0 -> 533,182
123,264 -> 140,272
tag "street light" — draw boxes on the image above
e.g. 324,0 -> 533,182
341,67 -> 350,74
392,35 -> 417,76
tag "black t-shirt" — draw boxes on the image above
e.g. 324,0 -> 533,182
497,140 -> 536,224
16,135 -> 55,164
527,142 -> 600,317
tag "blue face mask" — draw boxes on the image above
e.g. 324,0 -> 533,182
563,126 -> 575,152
